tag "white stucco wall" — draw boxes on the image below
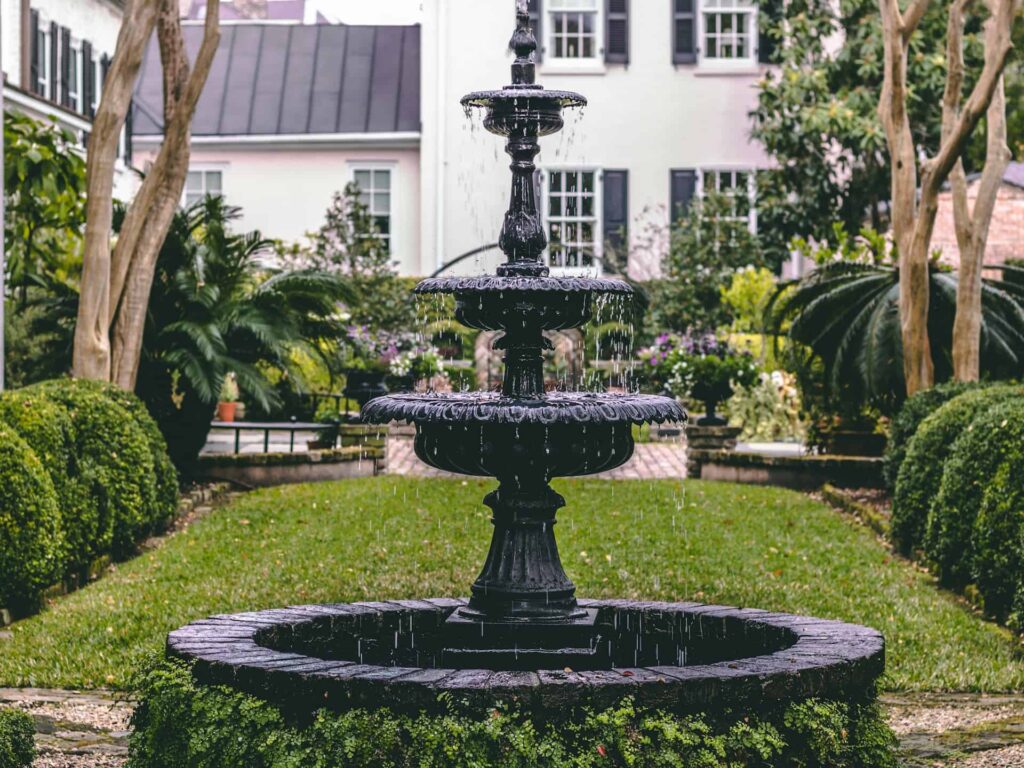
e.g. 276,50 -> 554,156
421,0 -> 769,279
134,142 -> 423,275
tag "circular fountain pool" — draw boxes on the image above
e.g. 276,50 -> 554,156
167,599 -> 884,715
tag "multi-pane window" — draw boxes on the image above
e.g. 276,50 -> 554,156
68,45 -> 81,112
548,0 -> 600,60
184,169 -> 223,206
353,168 -> 392,253
701,168 -> 757,230
33,25 -> 51,99
546,170 -> 599,271
701,0 -> 757,63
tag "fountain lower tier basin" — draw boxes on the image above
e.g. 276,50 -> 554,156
167,599 -> 884,716
414,276 -> 636,331
363,393 -> 684,477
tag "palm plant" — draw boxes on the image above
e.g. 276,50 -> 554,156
767,260 -> 1024,413
137,196 -> 350,470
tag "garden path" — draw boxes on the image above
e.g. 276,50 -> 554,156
386,434 -> 690,479
3,687 -> 1023,767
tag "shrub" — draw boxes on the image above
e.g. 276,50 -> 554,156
883,380 -> 990,491
26,379 -> 158,558
927,398 -> 1024,587
129,659 -> 897,768
891,385 -> 1019,554
973,459 -> 1024,623
0,425 -> 63,611
0,708 -> 35,768
0,390 -> 96,573
44,379 -> 179,532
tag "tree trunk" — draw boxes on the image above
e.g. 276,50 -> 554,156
952,73 -> 1011,381
876,0 -> 1019,396
109,0 -> 221,390
72,0 -> 160,380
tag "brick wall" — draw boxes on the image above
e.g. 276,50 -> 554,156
932,181 -> 1024,269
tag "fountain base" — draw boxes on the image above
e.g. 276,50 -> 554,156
167,598 -> 885,715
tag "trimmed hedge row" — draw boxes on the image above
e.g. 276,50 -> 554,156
0,708 -> 34,768
128,659 -> 898,768
0,379 -> 178,612
890,385 -> 1020,554
883,380 -> 988,491
890,383 -> 1024,626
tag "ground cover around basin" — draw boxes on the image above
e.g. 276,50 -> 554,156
0,477 -> 1021,692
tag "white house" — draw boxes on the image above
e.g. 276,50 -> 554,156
134,0 -> 770,278
131,21 -> 424,274
421,0 -> 773,279
1,0 -> 134,197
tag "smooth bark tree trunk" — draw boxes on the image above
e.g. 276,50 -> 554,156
110,0 -> 221,390
876,0 -> 1019,396
72,0 -> 160,380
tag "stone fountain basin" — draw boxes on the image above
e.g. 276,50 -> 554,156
167,599 -> 884,716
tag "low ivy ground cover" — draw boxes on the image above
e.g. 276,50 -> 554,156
1,478 -> 1022,691
127,658 -> 898,768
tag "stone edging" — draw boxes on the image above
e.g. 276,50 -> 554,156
688,450 -> 885,489
167,599 -> 884,715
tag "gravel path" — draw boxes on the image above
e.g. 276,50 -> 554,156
4,687 -> 1024,766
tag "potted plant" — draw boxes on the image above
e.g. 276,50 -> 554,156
642,333 -> 759,425
216,373 -> 240,422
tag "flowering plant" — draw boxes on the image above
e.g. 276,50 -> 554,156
342,327 -> 446,383
640,332 -> 759,424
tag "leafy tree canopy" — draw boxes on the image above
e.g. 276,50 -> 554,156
752,0 -> 1023,265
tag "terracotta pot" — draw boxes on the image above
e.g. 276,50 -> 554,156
216,401 -> 238,422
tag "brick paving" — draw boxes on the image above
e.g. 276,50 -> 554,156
387,435 -> 688,480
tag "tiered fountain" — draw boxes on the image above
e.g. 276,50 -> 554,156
167,0 -> 884,721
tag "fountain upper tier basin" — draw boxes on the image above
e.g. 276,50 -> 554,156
415,276 -> 637,332
462,87 -> 586,137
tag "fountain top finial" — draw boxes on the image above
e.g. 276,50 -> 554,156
510,0 -> 537,86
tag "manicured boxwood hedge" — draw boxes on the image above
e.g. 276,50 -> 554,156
927,398 -> 1024,588
0,425 -> 63,613
973,458 -> 1024,625
25,379 -> 161,557
0,708 -> 34,768
890,385 -> 1019,554
48,379 -> 180,532
0,391 -> 98,572
883,380 -> 988,491
0,379 -> 178,611
128,659 -> 898,768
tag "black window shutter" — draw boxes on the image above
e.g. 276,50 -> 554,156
60,27 -> 72,107
758,0 -> 781,64
100,54 -> 111,96
124,100 -> 134,164
670,169 -> 697,224
672,0 -> 697,64
603,170 -> 629,262
528,0 -> 543,62
82,41 -> 94,118
49,21 -> 59,100
29,10 -> 41,93
605,0 -> 629,64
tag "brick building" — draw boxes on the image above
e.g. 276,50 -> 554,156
932,161 -> 1024,270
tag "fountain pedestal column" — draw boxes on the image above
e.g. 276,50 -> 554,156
461,483 -> 586,622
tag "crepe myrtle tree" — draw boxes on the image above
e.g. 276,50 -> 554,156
877,0 -> 1021,394
73,0 -> 221,389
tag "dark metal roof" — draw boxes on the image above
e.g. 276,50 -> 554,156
132,23 -> 420,136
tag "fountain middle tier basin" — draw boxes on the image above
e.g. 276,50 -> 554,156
414,275 -> 637,331
167,599 -> 885,716
362,392 -> 684,477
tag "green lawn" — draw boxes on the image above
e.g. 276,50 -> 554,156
0,477 -> 1021,691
